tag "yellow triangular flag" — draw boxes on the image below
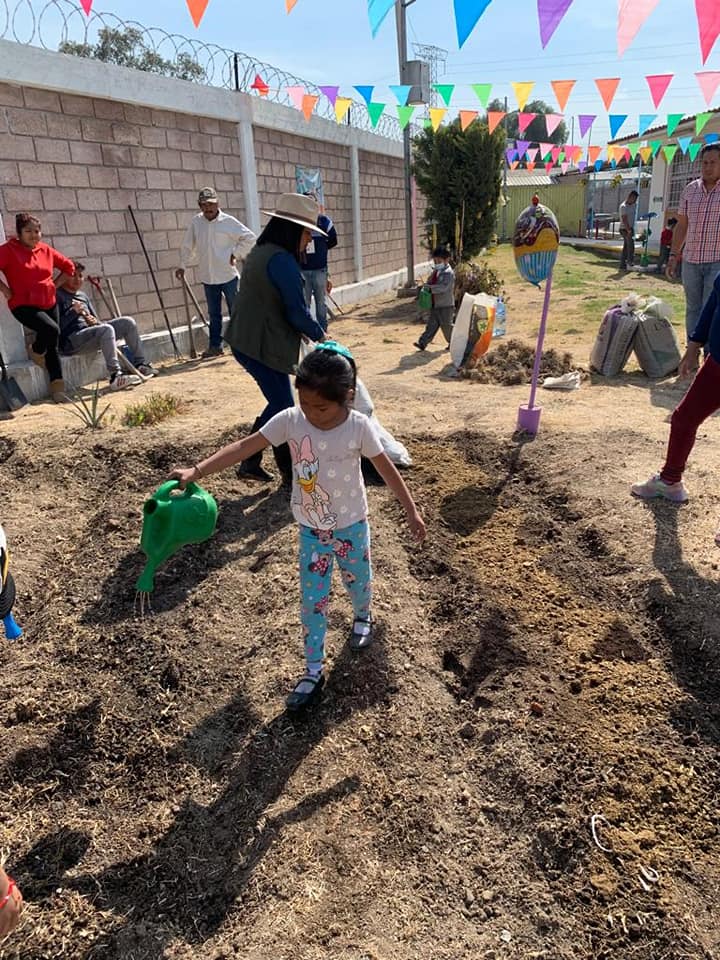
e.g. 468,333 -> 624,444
335,97 -> 353,123
511,81 -> 534,111
639,146 -> 653,163
429,107 -> 446,131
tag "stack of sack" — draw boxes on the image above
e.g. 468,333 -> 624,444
590,294 -> 681,378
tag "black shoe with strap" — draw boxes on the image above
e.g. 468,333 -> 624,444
286,673 -> 325,712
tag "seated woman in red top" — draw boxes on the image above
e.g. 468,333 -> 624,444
0,212 -> 75,402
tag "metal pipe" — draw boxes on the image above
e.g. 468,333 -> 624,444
127,205 -> 181,359
395,0 -> 415,287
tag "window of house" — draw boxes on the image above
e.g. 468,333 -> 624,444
666,155 -> 701,208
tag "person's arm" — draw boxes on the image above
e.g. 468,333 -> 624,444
0,248 -> 11,301
324,217 -> 338,251
667,212 -> 688,279
369,451 -> 426,542
266,251 -> 325,341
50,248 -> 75,289
0,866 -> 23,938
176,220 -> 197,278
232,221 -> 257,262
170,431 -> 270,488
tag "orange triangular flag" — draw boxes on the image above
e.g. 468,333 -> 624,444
487,111 -> 506,134
459,110 -> 478,131
186,0 -> 209,28
286,0 -> 298,10
510,161 -> 519,170
594,77 -> 621,111
551,79 -> 575,112
526,161 -> 536,171
588,145 -> 603,163
302,95 -> 319,121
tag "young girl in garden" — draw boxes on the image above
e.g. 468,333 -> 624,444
170,342 -> 426,711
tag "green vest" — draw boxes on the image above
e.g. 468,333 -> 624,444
224,243 -> 302,374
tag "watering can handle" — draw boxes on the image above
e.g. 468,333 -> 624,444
152,480 -> 201,501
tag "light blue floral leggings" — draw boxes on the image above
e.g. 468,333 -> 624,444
298,519 -> 372,673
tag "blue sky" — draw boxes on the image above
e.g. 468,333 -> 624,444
20,0 -> 720,143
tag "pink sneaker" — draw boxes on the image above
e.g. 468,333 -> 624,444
631,473 -> 688,503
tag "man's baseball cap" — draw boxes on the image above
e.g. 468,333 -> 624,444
198,188 -> 219,204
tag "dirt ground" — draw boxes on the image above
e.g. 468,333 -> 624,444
1,245 -> 719,960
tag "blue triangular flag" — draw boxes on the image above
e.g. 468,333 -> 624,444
610,158 -> 617,169
354,86 -> 374,105
454,0 -> 494,47
389,84 -> 412,106
638,114 -> 656,136
705,132 -> 719,144
368,0 -> 395,37
609,114 -> 628,139
677,136 -> 693,154
594,159 -> 603,171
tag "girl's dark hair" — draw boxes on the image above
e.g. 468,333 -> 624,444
257,216 -> 306,260
432,245 -> 450,259
16,212 -> 41,235
295,348 -> 356,404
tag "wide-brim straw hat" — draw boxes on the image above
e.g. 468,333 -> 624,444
261,192 -> 328,236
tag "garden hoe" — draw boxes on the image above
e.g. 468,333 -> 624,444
0,350 -> 28,413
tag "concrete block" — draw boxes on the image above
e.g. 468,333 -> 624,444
170,171 -> 195,191
152,211 -> 178,231
140,126 -> 167,148
118,167 -> 147,189
77,189 -> 110,212
7,108 -> 47,137
0,83 -> 23,107
135,190 -> 163,211
39,187 -> 78,212
94,99 -> 126,121
64,212 -> 98,234
20,163 -> 57,187
45,114 -> 82,139
123,104 -> 153,125
70,141 -> 103,165
55,165 -> 91,188
129,146 -> 158,169
199,117 -> 220,135
167,129 -> 192,151
60,93 -> 97,116
146,170 -> 172,190
111,121 -> 142,145
80,117 -> 115,142
107,189 -> 137,211
0,160 -> 18,185
86,234 -> 119,256
101,144 -> 133,167
88,166 -> 120,189
101,253 -> 132,276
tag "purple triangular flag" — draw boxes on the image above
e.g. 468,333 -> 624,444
537,0 -> 575,47
505,146 -> 517,163
578,114 -> 596,138
577,160 -> 587,172
319,85 -> 339,106
516,139 -> 530,156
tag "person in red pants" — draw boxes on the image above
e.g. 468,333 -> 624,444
631,270 -> 720,544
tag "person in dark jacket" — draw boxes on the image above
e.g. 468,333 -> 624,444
300,197 -> 337,331
224,193 -> 326,484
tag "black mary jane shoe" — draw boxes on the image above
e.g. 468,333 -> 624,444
349,616 -> 374,651
286,673 -> 325,712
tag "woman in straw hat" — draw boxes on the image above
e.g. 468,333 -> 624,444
225,192 -> 327,485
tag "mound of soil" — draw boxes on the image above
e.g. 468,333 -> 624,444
461,339 -> 577,385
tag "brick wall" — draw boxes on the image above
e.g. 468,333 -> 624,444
253,126 -> 354,284
0,81 -> 246,334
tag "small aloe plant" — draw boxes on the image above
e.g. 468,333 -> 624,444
68,382 -> 113,430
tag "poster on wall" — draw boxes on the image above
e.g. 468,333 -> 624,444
295,166 -> 325,209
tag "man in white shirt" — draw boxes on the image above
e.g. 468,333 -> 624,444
618,189 -> 638,271
176,188 -> 256,358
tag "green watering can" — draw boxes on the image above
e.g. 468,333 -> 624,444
136,480 -> 218,604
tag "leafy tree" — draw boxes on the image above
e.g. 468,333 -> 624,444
413,119 -> 504,258
59,27 -> 205,82
487,98 -> 568,146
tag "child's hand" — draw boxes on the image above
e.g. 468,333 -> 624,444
407,508 -> 426,543
168,465 -> 201,489
0,868 -> 22,938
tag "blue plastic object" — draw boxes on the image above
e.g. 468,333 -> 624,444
3,613 -> 22,641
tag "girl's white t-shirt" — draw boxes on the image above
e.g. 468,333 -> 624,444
261,407 -> 383,531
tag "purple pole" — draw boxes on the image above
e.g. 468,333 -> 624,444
528,270 -> 554,409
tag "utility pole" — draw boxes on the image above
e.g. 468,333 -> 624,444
396,0 -> 416,288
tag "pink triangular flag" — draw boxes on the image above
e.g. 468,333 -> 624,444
487,111 -> 506,134
696,71 -> 720,106
526,147 -> 539,161
537,0 -> 575,47
550,146 -> 562,162
518,112 -> 537,134
545,113 -> 563,136
80,0 -> 93,12
538,141 -> 552,157
561,161 -> 569,173
696,0 -> 720,63
617,0 -> 660,56
645,74 -> 673,109
287,86 -> 305,110
545,161 -> 554,172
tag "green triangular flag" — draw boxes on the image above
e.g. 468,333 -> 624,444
627,142 -> 640,160
423,118 -> 432,128
397,105 -> 416,129
666,113 -> 684,136
542,150 -> 552,162
696,111 -> 712,136
649,139 -> 663,157
663,144 -> 678,164
433,84 -> 455,107
689,141 -> 703,161
471,83 -> 492,108
367,102 -> 386,128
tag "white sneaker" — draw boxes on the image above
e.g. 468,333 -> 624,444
631,473 -> 688,503
137,363 -> 158,377
110,373 -> 142,391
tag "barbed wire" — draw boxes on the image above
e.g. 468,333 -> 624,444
0,0 -> 409,141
